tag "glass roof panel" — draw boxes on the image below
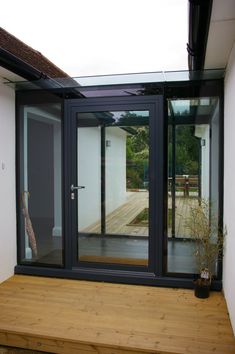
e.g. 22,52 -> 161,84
169,97 -> 219,118
5,69 -> 225,91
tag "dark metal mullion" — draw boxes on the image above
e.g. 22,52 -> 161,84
169,102 -> 176,239
101,126 -> 106,235
148,105 -> 156,273
152,97 -> 164,276
64,104 -> 76,269
171,122 -> 176,238
217,87 -> 224,281
198,138 -> 202,201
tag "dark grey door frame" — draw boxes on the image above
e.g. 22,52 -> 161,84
64,95 -> 164,281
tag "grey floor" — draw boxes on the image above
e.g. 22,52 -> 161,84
79,235 -> 198,273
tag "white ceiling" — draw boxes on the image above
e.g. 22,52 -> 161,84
205,0 -> 235,69
0,66 -> 23,82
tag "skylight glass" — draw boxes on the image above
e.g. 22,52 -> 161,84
5,69 -> 225,91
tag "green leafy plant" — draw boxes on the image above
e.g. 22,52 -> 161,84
184,199 -> 225,284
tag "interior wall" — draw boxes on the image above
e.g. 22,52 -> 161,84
26,107 -> 62,240
28,118 -> 54,256
223,40 -> 235,335
0,79 -> 16,282
28,118 -> 54,221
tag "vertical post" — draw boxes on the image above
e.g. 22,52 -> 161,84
101,126 -> 106,234
171,122 -> 176,238
198,138 -> 202,204
185,176 -> 189,197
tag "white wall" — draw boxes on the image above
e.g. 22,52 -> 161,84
223,40 -> 235,335
194,125 -> 210,200
106,127 -> 127,214
77,127 -> 101,231
77,126 -> 127,231
0,79 -> 16,283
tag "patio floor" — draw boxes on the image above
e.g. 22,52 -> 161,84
168,196 -> 199,238
84,191 -> 149,236
0,275 -> 234,354
84,191 -> 198,238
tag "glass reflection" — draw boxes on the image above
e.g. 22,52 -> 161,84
77,110 -> 149,266
20,103 -> 63,265
167,97 -> 220,275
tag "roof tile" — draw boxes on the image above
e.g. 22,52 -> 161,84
0,27 -> 69,78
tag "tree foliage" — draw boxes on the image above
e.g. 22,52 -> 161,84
168,125 -> 199,175
120,112 -> 149,189
122,112 -> 200,188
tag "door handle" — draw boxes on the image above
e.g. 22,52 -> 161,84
71,184 -> 85,192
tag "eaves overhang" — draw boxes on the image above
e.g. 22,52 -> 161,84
0,47 -> 68,90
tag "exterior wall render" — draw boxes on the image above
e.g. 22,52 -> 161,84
77,126 -> 126,231
0,79 -> 17,283
224,40 -> 235,335
77,126 -> 101,231
106,127 -> 127,215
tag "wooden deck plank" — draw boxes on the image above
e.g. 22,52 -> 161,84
84,191 -> 149,236
0,276 -> 234,354
85,191 -> 198,238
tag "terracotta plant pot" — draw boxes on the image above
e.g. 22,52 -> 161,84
194,279 -> 210,299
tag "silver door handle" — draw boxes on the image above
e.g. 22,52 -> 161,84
71,184 -> 85,192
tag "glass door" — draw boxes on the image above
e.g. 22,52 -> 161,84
67,96 -> 163,274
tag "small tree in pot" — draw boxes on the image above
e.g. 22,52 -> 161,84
184,199 -> 225,298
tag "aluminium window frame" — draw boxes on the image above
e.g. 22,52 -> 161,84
65,95 -> 163,276
14,78 -> 224,290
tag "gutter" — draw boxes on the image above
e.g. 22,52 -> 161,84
0,47 -> 64,89
0,47 -> 84,97
187,0 -> 213,70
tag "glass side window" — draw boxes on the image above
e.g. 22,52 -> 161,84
167,97 -> 220,275
76,110 -> 149,266
19,103 -> 63,266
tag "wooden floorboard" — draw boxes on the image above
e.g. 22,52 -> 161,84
0,275 -> 234,354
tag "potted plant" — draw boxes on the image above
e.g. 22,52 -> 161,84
184,199 -> 225,298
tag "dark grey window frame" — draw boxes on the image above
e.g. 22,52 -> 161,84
15,78 -> 224,290
66,96 -> 163,277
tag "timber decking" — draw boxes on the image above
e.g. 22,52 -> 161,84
83,191 -> 149,236
168,196 -> 199,238
83,191 -> 199,238
0,276 -> 234,354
